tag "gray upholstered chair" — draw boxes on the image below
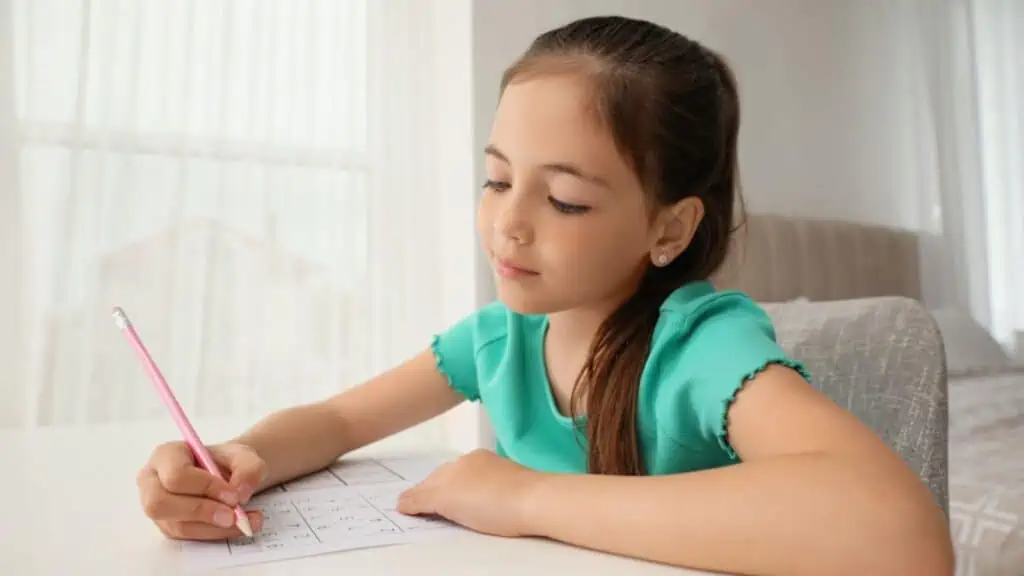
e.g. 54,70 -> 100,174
762,296 -> 950,515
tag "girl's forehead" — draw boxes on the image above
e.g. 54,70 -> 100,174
492,78 -> 617,162
496,76 -> 598,129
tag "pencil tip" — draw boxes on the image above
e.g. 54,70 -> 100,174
237,517 -> 254,538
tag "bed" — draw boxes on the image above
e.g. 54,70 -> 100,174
713,213 -> 1024,575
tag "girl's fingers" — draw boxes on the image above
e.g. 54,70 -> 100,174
139,469 -> 257,527
212,445 -> 267,502
160,511 -> 263,541
144,491 -> 235,526
152,461 -> 234,502
139,444 -> 238,505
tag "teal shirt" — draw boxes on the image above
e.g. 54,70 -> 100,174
430,281 -> 810,475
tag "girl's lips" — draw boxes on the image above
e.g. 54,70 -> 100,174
495,257 -> 539,278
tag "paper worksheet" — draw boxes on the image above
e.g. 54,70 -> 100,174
181,453 -> 463,571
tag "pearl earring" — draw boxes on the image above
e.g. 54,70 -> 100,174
657,254 -> 668,266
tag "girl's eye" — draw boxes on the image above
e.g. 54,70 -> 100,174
549,197 -> 590,214
482,179 -> 510,192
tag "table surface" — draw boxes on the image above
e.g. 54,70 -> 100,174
0,418 -> 715,575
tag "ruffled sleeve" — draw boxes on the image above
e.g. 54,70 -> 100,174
651,292 -> 811,460
429,301 -> 509,402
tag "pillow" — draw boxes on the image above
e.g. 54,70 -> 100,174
929,307 -> 1016,378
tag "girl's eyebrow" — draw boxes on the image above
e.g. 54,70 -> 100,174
484,144 -> 611,189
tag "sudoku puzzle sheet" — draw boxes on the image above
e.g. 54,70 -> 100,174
181,454 -> 461,571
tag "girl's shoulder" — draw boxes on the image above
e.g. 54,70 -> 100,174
656,281 -> 779,340
432,299 -> 521,366
643,281 -> 810,456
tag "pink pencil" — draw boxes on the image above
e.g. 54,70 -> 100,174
111,306 -> 253,538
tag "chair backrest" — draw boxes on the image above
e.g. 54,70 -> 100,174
761,296 -> 949,515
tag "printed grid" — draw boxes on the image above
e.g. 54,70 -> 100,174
221,456 -> 451,556
226,485 -> 447,556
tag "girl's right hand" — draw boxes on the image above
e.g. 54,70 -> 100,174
136,441 -> 267,540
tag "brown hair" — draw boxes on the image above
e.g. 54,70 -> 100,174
500,16 -> 744,475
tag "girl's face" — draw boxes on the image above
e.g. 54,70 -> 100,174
478,74 -> 658,316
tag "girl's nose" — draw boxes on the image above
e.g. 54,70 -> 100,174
493,195 -> 534,246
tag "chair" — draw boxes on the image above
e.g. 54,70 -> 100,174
761,296 -> 950,515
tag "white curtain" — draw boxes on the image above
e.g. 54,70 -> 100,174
969,0 -> 1024,356
915,0 -> 1024,360
1,0 -> 474,440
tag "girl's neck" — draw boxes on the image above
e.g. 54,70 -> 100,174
545,307 -> 606,356
542,276 -> 645,416
545,293 -> 625,358
542,306 -> 609,417
545,278 -> 643,354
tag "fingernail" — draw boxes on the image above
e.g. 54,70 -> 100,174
237,485 -> 253,503
214,510 -> 234,528
219,491 -> 238,506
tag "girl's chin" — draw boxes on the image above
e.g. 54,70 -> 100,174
495,283 -> 572,316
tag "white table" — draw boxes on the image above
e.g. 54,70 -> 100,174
0,418 -> 713,575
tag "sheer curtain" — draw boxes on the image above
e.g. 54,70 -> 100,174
969,0 -> 1024,356
915,0 -> 1024,359
1,0 -> 476,442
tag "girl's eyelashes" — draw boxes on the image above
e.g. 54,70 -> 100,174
549,197 -> 591,214
482,179 -> 591,215
482,179 -> 510,192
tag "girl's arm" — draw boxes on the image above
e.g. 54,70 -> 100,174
519,365 -> 955,576
231,348 -> 464,491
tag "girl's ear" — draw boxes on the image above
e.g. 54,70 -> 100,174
649,197 -> 704,267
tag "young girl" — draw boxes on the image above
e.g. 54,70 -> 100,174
136,15 -> 954,576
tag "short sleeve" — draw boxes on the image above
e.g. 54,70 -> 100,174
430,301 -> 509,402
652,293 -> 811,460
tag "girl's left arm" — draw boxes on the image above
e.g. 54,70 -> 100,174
515,364 -> 955,576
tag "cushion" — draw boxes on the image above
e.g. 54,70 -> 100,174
761,296 -> 949,514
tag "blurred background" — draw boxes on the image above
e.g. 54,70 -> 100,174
0,0 -> 1020,452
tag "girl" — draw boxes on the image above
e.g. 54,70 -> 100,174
136,15 -> 954,576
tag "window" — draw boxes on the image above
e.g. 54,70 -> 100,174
5,0 -> 477,443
